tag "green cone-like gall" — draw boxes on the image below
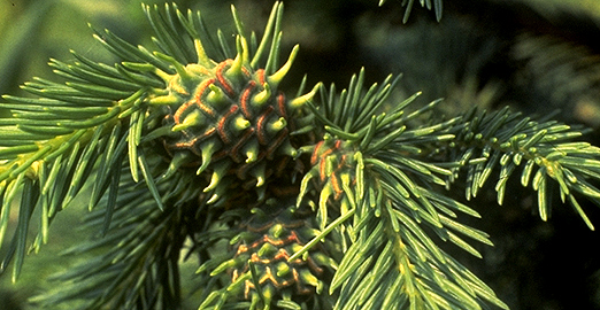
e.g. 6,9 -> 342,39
150,35 -> 319,204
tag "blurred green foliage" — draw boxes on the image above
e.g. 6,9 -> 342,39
508,0 -> 600,20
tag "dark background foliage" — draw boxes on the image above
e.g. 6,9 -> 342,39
2,0 -> 600,309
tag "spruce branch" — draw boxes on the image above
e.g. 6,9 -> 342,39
295,68 -> 509,309
2,1 -> 600,310
440,106 -> 600,230
292,45 -> 600,308
30,169 -> 193,309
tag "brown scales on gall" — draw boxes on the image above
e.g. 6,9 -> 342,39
299,138 -> 359,214
155,53 -> 314,203
228,200 -> 329,301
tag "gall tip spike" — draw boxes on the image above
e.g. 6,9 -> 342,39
289,82 -> 322,109
268,44 -> 299,87
253,83 -> 272,107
